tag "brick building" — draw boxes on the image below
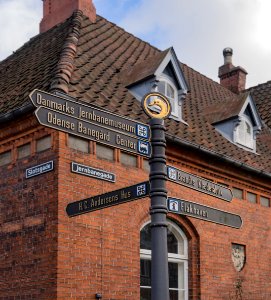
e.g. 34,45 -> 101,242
0,1 -> 271,299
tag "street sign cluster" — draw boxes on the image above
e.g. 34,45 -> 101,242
29,89 -> 151,157
28,89 -> 243,300
29,89 -> 242,230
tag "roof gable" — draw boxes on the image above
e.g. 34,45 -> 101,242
119,47 -> 188,93
154,47 -> 188,92
203,92 -> 262,128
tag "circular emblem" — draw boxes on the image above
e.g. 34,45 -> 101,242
142,92 -> 171,119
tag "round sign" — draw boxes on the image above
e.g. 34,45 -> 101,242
142,92 -> 171,119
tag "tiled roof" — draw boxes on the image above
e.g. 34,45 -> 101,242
1,11 -> 271,176
246,81 -> 271,128
117,48 -> 170,87
0,17 -> 72,114
202,93 -> 248,124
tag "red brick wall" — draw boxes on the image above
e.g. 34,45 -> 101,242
0,117 -> 59,299
1,115 -> 271,299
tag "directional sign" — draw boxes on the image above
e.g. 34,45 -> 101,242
35,106 -> 151,157
168,197 -> 242,228
66,181 -> 150,217
29,89 -> 150,141
167,165 -> 233,202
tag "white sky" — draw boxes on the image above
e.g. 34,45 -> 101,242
0,0 -> 270,88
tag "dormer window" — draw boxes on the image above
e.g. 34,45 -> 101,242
234,116 -> 254,150
203,93 -> 262,153
118,47 -> 189,123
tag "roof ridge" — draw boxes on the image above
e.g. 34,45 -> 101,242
245,80 -> 271,91
49,10 -> 83,94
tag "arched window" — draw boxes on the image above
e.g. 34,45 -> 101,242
140,220 -> 188,300
235,116 -> 254,149
157,78 -> 178,117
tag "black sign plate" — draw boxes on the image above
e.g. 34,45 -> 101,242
167,165 -> 233,202
168,197 -> 242,228
29,89 -> 150,141
66,181 -> 150,217
71,162 -> 116,182
25,160 -> 54,178
35,106 -> 151,157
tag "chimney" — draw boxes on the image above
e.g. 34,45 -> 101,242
218,48 -> 247,94
40,0 -> 96,33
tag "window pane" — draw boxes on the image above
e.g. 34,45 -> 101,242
157,81 -> 165,94
169,262 -> 178,288
140,259 -> 151,286
247,192 -> 257,203
143,159 -> 150,172
140,224 -> 151,250
167,83 -> 175,99
170,290 -> 185,300
260,196 -> 270,207
18,143 -> 31,159
68,135 -> 89,153
36,135 -> 51,152
120,152 -> 137,167
245,122 -> 251,134
236,119 -> 253,149
141,224 -> 180,253
232,187 -> 243,200
167,228 -> 178,253
169,290 -> 179,300
96,144 -> 114,161
141,260 -> 185,300
140,287 -> 151,300
0,151 -> 11,166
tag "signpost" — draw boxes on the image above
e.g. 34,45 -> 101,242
167,165 -> 233,202
66,181 -> 150,217
168,197 -> 242,228
29,89 -> 151,157
28,89 -> 243,300
142,92 -> 172,300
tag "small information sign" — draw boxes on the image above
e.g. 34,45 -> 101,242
168,197 -> 242,228
66,181 -> 150,217
71,162 -> 116,182
167,165 -> 233,202
26,161 -> 54,179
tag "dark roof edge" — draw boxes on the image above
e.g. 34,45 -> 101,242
49,10 -> 83,94
166,133 -> 271,180
0,102 -> 34,124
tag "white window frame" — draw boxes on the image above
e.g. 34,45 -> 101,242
140,220 -> 189,300
234,115 -> 255,150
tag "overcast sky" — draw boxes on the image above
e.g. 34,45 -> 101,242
0,0 -> 270,88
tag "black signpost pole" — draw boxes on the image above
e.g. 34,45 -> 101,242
149,117 -> 169,300
142,92 -> 172,300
